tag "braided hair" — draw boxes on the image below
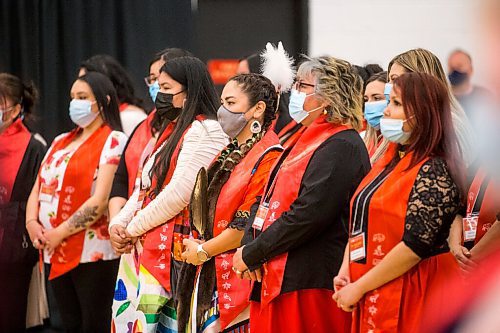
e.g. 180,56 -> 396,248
208,73 -> 278,181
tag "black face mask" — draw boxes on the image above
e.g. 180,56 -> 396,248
448,70 -> 469,86
155,91 -> 184,121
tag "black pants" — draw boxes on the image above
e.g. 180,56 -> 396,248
49,259 -> 119,333
0,262 -> 34,332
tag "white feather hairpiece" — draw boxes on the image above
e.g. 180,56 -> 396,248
260,41 -> 295,93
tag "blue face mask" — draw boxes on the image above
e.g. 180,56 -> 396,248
69,99 -> 98,128
288,89 -> 322,124
364,100 -> 387,129
380,117 -> 411,144
149,81 -> 160,102
384,83 -> 393,103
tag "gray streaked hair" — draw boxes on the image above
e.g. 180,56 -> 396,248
297,56 -> 364,131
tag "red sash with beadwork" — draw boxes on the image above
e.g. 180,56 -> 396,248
0,119 -> 32,204
348,143 -> 427,332
213,130 -> 280,329
259,116 -> 349,307
43,125 -> 112,280
140,116 -> 205,292
465,168 -> 500,245
124,111 -> 155,196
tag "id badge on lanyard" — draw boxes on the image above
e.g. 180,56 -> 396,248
349,232 -> 366,261
463,174 -> 488,243
39,182 -> 57,203
463,213 -> 479,242
252,202 -> 269,231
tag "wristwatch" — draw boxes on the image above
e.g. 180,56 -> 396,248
196,244 -> 211,262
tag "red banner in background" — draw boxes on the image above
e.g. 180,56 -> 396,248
207,59 -> 239,85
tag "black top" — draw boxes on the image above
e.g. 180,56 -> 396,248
242,129 -> 370,299
0,135 -> 46,264
402,158 -> 461,258
109,120 -> 145,199
350,157 -> 461,261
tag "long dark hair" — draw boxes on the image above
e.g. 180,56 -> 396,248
150,48 -> 194,134
76,72 -> 123,131
80,54 -> 144,109
394,72 -> 464,193
151,56 -> 218,195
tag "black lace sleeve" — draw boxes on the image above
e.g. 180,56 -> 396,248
403,158 -> 461,259
228,210 -> 251,231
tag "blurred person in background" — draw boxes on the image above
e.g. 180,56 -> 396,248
0,73 -> 46,332
26,72 -> 127,333
447,49 -> 492,121
423,1 -> 500,330
80,54 -> 147,136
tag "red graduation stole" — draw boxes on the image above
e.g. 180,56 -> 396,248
140,116 -> 205,292
212,130 -> 280,329
348,144 -> 426,331
124,111 -> 155,196
259,115 -> 349,307
43,124 -> 112,280
0,119 -> 32,204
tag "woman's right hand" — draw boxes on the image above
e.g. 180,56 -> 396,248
450,242 -> 476,272
334,274 -> 351,292
110,224 -> 133,254
26,220 -> 47,250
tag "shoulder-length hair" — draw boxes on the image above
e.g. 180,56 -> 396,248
297,56 -> 364,131
394,72 -> 464,193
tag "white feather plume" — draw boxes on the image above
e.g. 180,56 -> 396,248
260,41 -> 295,93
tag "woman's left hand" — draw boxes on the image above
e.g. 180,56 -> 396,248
181,238 -> 204,265
332,281 -> 364,312
44,227 -> 67,256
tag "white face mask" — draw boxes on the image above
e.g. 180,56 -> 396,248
380,117 -> 412,144
288,89 -> 323,124
69,99 -> 98,128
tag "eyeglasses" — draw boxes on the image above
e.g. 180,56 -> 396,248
144,74 -> 158,86
293,80 -> 316,92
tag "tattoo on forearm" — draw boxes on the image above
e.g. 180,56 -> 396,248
67,206 -> 99,231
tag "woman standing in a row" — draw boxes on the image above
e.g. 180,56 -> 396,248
109,56 -> 228,333
0,73 -> 46,332
333,72 -> 464,332
26,72 -> 127,333
179,73 -> 283,333
232,56 -> 370,332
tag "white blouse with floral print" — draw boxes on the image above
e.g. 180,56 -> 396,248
39,130 -> 127,264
